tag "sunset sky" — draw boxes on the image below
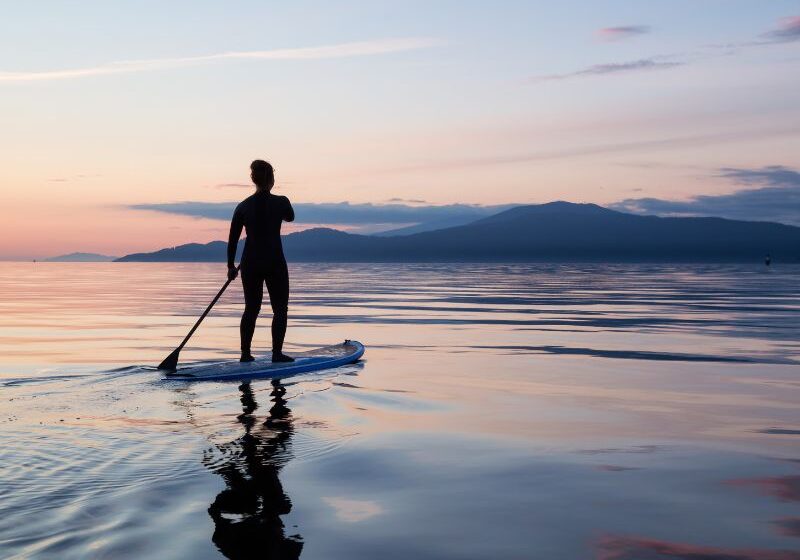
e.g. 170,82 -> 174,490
2,1 -> 799,259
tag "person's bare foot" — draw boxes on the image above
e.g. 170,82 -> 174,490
272,351 -> 294,363
240,353 -> 255,363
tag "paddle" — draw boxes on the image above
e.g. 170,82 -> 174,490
158,265 -> 240,372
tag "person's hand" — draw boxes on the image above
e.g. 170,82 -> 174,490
227,266 -> 238,281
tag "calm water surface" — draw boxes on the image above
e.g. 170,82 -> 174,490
1,262 -> 799,559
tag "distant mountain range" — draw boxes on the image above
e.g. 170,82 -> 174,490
45,252 -> 117,262
115,202 -> 800,263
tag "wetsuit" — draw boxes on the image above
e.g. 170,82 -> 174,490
227,191 -> 295,355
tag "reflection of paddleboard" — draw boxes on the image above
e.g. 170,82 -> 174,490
166,340 -> 365,381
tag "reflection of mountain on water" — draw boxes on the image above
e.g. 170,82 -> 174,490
204,380 -> 303,559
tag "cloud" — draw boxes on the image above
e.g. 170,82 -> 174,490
721,165 -> 800,187
532,58 -> 683,82
707,15 -> 800,50
538,15 -> 798,84
596,25 -> 651,41
0,38 -> 442,83
763,16 -> 800,42
389,126 -> 799,174
129,200 -> 517,232
610,165 -> 800,226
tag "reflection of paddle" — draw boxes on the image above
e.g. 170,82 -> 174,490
158,266 -> 240,372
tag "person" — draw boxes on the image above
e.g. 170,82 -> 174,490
227,160 -> 295,363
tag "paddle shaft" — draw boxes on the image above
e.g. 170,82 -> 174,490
158,265 -> 240,370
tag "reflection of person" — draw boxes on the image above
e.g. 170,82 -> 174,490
206,380 -> 303,559
227,160 -> 295,363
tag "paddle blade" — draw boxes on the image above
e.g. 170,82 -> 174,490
158,349 -> 180,372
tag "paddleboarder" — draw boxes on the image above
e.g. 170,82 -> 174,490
227,160 -> 295,363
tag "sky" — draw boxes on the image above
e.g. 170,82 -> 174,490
1,0 -> 799,259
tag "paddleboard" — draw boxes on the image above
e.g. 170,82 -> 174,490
166,340 -> 365,381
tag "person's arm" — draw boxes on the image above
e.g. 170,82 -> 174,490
227,205 -> 244,277
283,196 -> 295,222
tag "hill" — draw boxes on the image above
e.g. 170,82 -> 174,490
116,202 -> 800,263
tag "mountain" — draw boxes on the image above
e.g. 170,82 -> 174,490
116,202 -> 800,263
117,241 -> 242,263
45,252 -> 117,262
373,205 -> 517,236
374,217 -> 476,236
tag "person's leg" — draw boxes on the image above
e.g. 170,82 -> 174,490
240,266 -> 264,361
265,262 -> 292,362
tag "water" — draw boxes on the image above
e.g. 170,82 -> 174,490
1,262 -> 799,559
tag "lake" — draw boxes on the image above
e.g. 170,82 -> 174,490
1,262 -> 799,559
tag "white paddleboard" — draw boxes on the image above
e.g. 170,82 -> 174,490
166,340 -> 365,381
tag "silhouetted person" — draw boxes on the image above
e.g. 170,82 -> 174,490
205,380 -> 303,559
765,253 -> 772,266
228,160 -> 295,363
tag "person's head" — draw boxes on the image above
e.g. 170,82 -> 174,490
250,160 -> 275,191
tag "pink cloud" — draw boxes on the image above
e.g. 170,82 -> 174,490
765,16 -> 800,42
596,26 -> 651,41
